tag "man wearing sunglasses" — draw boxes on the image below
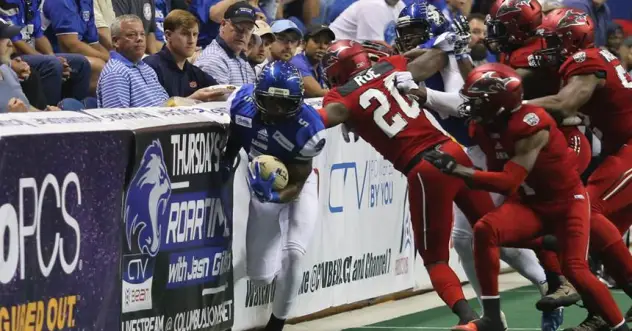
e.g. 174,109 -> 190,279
194,2 -> 258,85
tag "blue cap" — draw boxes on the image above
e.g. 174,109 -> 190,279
270,19 -> 303,38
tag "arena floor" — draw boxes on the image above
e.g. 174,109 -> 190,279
286,273 -> 632,331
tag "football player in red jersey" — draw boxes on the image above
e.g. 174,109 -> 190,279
317,39 -> 494,324
485,0 -> 593,175
527,7 -> 632,327
421,62 -> 628,331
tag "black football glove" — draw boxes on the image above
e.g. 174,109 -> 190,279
423,149 -> 458,174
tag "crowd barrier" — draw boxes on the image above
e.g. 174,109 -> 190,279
0,99 -> 507,331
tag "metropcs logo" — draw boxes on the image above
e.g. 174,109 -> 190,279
328,158 -> 397,213
0,173 -> 82,284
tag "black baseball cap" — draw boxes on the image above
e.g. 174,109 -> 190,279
304,24 -> 335,41
224,2 -> 257,25
0,21 -> 21,39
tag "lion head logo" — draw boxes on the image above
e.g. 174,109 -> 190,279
468,71 -> 519,94
496,0 -> 531,18
124,140 -> 172,258
557,9 -> 588,29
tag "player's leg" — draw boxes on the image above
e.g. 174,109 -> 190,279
267,172 -> 319,331
552,189 -> 626,330
455,200 -> 544,331
408,157 -> 478,324
246,195 -> 285,285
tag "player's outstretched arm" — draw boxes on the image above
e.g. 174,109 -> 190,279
277,160 -> 314,203
318,102 -> 351,128
526,74 -> 602,117
394,72 -> 464,117
424,130 -> 549,195
406,48 -> 448,83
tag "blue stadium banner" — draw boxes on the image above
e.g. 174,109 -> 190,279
0,131 -> 131,331
121,122 -> 234,331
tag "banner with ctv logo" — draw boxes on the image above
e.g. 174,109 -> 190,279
120,121 -> 233,331
0,129 -> 130,331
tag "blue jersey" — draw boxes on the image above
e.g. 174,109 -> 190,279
419,32 -> 472,147
0,0 -> 45,45
227,85 -> 327,164
43,0 -> 99,52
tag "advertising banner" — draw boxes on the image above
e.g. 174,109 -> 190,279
232,124 -> 416,330
0,130 -> 131,331
121,122 -> 234,331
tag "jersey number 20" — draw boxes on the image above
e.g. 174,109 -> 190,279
358,73 -> 421,138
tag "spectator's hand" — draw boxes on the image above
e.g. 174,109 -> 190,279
45,105 -> 61,111
11,57 -> 30,81
57,57 -> 71,81
7,97 -> 28,112
189,88 -> 226,102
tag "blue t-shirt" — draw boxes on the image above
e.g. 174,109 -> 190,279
227,84 -> 327,164
0,0 -> 44,44
290,52 -> 328,89
43,0 -> 99,52
189,0 -> 221,48
155,0 -> 170,42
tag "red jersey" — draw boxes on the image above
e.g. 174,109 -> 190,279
560,48 -> 632,153
501,38 -> 562,98
500,38 -> 544,68
323,55 -> 450,172
470,105 -> 581,201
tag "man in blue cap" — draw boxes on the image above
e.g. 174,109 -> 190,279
269,19 -> 303,62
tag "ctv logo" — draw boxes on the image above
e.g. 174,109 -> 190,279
327,159 -> 395,213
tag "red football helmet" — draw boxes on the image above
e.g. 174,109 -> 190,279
485,0 -> 543,53
361,40 -> 395,62
533,8 -> 594,63
460,63 -> 524,122
321,40 -> 372,87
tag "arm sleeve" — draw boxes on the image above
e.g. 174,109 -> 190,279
470,160 -> 529,195
424,88 -> 462,117
560,50 -> 607,79
97,72 -> 132,108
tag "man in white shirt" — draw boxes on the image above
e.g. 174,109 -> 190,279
329,0 -> 405,44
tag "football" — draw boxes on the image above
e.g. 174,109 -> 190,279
249,155 -> 289,190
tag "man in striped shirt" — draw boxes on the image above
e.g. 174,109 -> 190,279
193,2 -> 257,86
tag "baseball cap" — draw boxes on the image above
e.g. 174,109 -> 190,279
0,21 -> 21,39
270,19 -> 303,39
254,20 -> 274,38
304,24 -> 335,41
224,2 -> 257,25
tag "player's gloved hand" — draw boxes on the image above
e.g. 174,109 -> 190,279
219,153 -> 240,185
423,149 -> 458,174
452,14 -> 472,61
341,123 -> 360,143
248,162 -> 280,203
394,71 -> 419,94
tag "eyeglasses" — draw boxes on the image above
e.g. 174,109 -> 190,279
228,20 -> 254,35
275,35 -> 299,46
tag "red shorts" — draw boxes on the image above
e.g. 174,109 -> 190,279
587,141 -> 632,233
560,126 -> 591,175
406,140 -> 495,265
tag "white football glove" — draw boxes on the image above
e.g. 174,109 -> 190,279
394,71 -> 419,95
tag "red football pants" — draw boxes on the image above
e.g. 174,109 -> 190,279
472,186 -> 624,325
407,140 -> 495,309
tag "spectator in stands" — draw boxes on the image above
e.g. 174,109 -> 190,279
467,13 -> 495,65
441,0 -> 469,23
0,0 -> 92,106
190,0 -> 264,48
155,0 -> 171,47
620,36 -> 632,74
43,0 -> 110,94
329,0 -> 405,44
94,0 -> 117,49
563,0 -> 611,47
194,2 -> 257,85
290,24 -> 332,97
112,0 -> 161,54
97,15 -> 169,107
277,0 -> 321,26
247,19 -> 274,73
268,19 -> 302,64
144,10 -> 226,100
606,22 -> 624,57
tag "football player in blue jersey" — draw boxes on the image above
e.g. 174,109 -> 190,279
223,60 -> 326,331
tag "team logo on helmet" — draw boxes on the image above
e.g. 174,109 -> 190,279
468,71 -> 520,94
323,43 -> 354,69
557,9 -> 588,29
496,0 -> 531,17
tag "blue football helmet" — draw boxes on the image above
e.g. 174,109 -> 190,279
395,1 -> 431,53
254,61 -> 305,120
